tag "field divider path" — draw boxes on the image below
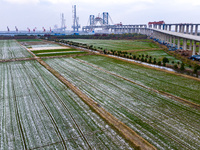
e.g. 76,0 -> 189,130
75,58 -> 200,110
36,57 -> 157,150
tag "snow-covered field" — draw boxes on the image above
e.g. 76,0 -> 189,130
0,60 -> 133,150
30,46 -> 69,51
45,57 -> 200,149
0,40 -> 32,59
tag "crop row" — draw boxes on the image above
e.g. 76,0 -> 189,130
0,40 -> 32,60
0,60 -> 133,150
45,57 -> 200,149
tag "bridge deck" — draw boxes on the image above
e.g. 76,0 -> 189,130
152,29 -> 200,42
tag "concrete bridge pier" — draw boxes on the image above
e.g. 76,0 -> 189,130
189,40 -> 193,50
177,37 -> 181,49
169,25 -> 172,31
191,25 -> 194,35
193,41 -> 196,55
169,35 -> 173,46
195,25 -> 198,35
179,25 -> 182,33
182,25 -> 185,33
186,25 -> 189,34
175,25 -> 178,32
183,39 -> 187,50
173,36 -> 176,47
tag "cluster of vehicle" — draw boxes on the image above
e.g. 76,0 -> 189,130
151,37 -> 200,62
188,55 -> 200,61
151,37 -> 180,51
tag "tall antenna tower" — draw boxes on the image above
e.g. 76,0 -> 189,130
72,5 -> 80,32
61,13 -> 66,32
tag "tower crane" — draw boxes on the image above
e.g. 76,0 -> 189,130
33,27 -> 36,32
15,26 -> 18,32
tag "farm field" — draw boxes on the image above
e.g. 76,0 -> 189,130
18,39 -> 87,57
0,60 -> 133,149
18,39 -> 61,49
65,39 -> 160,51
77,55 -> 200,105
45,57 -> 200,149
1,39 -> 200,150
0,40 -> 32,59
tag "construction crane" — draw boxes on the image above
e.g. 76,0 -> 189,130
60,13 -> 66,32
72,5 -> 80,32
15,26 -> 18,32
33,27 -> 36,32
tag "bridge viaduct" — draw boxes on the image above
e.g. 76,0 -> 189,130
114,24 -> 200,55
83,23 -> 200,55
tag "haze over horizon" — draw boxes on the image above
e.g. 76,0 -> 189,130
0,0 -> 200,31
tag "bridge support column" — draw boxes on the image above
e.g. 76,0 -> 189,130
165,25 -> 168,30
179,25 -> 182,33
190,25 -> 194,35
195,25 -> 198,36
186,25 -> 189,34
177,37 -> 180,49
189,40 -> 192,50
169,36 -> 172,45
175,25 -> 178,32
173,36 -> 176,47
182,25 -> 185,33
193,41 -> 196,55
169,25 -> 172,31
183,39 -> 187,50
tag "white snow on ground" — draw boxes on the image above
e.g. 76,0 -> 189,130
45,57 -> 200,150
0,40 -> 32,59
108,55 -> 176,72
0,60 -> 134,150
29,46 -> 70,51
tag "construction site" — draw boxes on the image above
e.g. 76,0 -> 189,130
0,5 -> 130,36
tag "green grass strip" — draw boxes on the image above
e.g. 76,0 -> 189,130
32,49 -> 77,54
17,39 -> 42,42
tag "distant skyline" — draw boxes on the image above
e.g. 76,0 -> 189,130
0,0 -> 200,31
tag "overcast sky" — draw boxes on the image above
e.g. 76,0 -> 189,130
0,0 -> 200,31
